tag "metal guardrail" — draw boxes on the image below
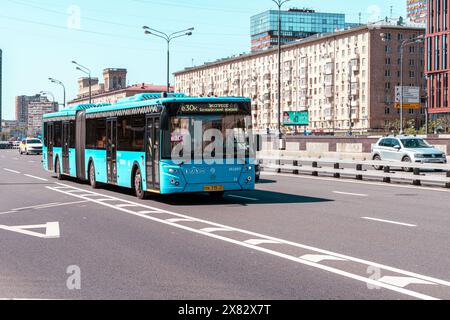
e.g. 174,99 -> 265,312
259,156 -> 450,188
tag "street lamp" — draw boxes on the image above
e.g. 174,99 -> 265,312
271,0 -> 292,144
381,33 -> 424,134
143,26 -> 194,94
72,61 -> 92,104
49,78 -> 66,109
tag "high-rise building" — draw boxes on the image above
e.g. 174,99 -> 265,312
175,22 -> 425,133
15,94 -> 40,127
27,96 -> 58,136
0,49 -> 3,133
425,0 -> 450,116
407,0 -> 427,26
250,8 -> 348,51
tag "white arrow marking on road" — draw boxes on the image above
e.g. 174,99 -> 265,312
0,222 -> 60,239
300,254 -> 347,263
244,239 -> 282,246
378,276 -> 437,288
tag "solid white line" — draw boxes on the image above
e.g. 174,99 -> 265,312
333,191 -> 368,197
46,183 -> 450,300
3,168 -> 21,174
362,217 -> 417,227
227,194 -> 259,201
24,174 -> 48,181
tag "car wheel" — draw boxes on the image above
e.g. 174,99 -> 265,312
402,156 -> 413,172
55,158 -> 64,180
89,162 -> 98,189
373,155 -> 383,170
134,167 -> 147,200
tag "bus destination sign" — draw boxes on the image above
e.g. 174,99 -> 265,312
179,103 -> 241,114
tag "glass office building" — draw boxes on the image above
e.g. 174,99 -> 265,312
407,0 -> 427,26
251,9 -> 346,51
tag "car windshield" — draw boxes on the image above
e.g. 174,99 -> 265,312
27,139 -> 41,144
401,139 -> 431,149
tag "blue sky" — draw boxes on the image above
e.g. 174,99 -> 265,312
0,0 -> 407,120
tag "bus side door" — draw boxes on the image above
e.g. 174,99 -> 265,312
106,118 -> 118,184
47,122 -> 54,171
145,116 -> 160,191
62,122 -> 70,174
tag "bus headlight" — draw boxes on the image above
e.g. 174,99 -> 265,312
168,168 -> 179,174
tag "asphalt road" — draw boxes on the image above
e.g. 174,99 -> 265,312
1,149 -> 450,300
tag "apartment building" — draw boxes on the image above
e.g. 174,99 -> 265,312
175,22 -> 426,133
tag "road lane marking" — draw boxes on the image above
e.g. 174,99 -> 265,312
244,239 -> 281,246
166,218 -> 195,223
47,183 -> 450,300
378,276 -> 436,288
0,222 -> 60,239
3,168 -> 21,174
362,217 -> 417,227
227,195 -> 259,201
300,254 -> 348,263
333,191 -> 368,197
201,227 -> 233,233
0,201 -> 88,216
24,174 -> 48,182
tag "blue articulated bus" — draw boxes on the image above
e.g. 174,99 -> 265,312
43,93 -> 258,199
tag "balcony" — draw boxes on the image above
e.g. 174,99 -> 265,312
324,75 -> 333,86
351,99 -> 360,107
324,105 -> 334,120
324,63 -> 334,75
325,86 -> 334,98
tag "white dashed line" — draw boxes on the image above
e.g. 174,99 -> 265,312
24,174 -> 48,182
333,191 -> 368,197
227,194 -> 259,201
3,168 -> 21,174
362,217 -> 417,227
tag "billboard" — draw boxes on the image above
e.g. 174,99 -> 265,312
283,111 -> 309,126
395,86 -> 421,109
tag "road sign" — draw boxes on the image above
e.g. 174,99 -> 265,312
395,86 -> 420,109
283,111 -> 309,126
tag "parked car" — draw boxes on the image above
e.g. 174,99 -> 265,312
19,138 -> 43,155
371,136 -> 447,171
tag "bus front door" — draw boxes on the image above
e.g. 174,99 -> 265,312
145,116 -> 160,191
62,122 -> 70,174
106,118 -> 118,184
47,122 -> 54,172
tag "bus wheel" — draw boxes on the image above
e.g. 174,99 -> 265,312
209,191 -> 225,199
134,168 -> 147,200
55,158 -> 63,180
89,162 -> 98,189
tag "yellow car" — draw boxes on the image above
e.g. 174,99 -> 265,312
19,138 -> 43,155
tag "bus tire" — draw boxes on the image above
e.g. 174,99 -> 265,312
89,162 -> 99,189
55,158 -> 63,180
134,167 -> 147,200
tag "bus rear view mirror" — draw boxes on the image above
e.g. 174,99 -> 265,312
256,134 -> 263,152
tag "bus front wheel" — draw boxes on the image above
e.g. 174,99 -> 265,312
134,168 -> 147,200
89,162 -> 98,189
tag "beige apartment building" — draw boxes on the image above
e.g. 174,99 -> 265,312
174,22 -> 426,134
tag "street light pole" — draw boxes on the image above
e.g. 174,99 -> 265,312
271,0 -> 291,142
143,26 -> 194,94
72,61 -> 92,104
49,78 -> 66,110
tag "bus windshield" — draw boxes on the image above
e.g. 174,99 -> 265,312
163,114 -> 253,161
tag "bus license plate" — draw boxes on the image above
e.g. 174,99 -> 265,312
204,185 -> 224,192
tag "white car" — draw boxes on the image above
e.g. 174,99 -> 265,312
19,138 -> 43,155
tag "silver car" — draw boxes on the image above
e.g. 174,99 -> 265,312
371,136 -> 447,171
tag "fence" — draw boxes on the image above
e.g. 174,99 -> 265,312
259,156 -> 450,188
